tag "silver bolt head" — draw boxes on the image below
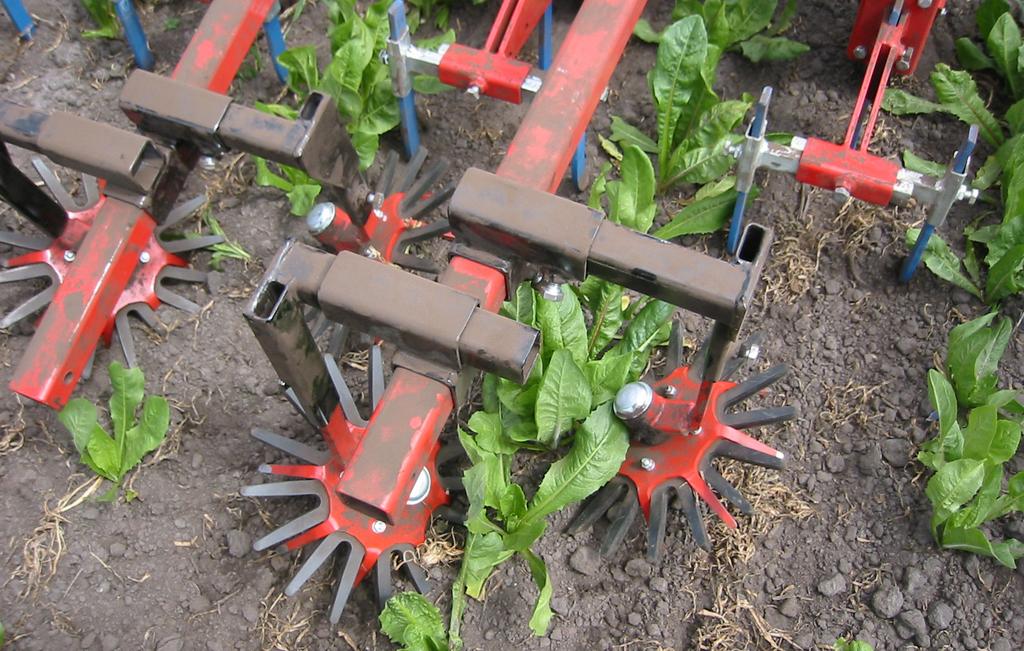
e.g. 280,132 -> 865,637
918,0 -> 932,8
306,202 -> 336,235
896,59 -> 911,72
371,520 -> 387,534
853,45 -> 867,60
744,343 -> 761,361
539,283 -> 563,302
640,457 -> 656,471
198,155 -> 218,171
834,187 -> 852,201
466,85 -> 481,100
662,385 -> 678,398
406,467 -> 431,505
139,251 -> 151,264
63,250 -> 76,262
614,382 -> 653,421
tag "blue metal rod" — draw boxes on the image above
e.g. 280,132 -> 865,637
3,0 -> 36,41
727,191 -> 747,255
389,0 -> 421,159
539,4 -> 553,71
571,132 -> 587,190
114,0 -> 155,71
900,223 -> 934,283
263,4 -> 289,84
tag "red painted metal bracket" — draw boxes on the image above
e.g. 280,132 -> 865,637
484,0 -> 552,59
173,0 -> 277,92
438,44 -> 532,103
847,0 -> 945,77
795,137 -> 900,204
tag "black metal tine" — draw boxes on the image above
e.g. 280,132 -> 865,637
719,365 -> 788,410
159,266 -> 209,285
566,479 -> 627,534
255,508 -> 327,551
310,311 -> 330,340
675,484 -> 711,552
326,323 -> 350,359
161,234 -> 225,254
155,285 -> 201,314
283,387 -> 320,430
0,284 -> 56,328
394,543 -> 430,593
115,309 -> 137,368
390,251 -> 439,274
600,484 -> 639,557
82,347 -> 96,381
401,180 -> 456,222
241,478 -> 324,499
687,334 -> 711,378
720,406 -> 797,430
722,333 -> 764,381
437,505 -> 467,524
646,482 -> 674,563
324,354 -> 368,428
399,159 -> 448,214
285,531 -> 348,596
370,344 -> 385,411
440,475 -> 463,491
373,550 -> 396,609
0,230 -> 50,250
397,148 -> 429,193
30,158 -> 79,210
701,463 -> 752,515
714,440 -> 786,470
0,262 -> 57,284
129,303 -> 160,331
397,219 -> 451,246
158,195 -> 207,232
377,151 -> 399,196
81,175 -> 100,207
666,319 -> 683,371
329,540 -> 365,624
252,427 -> 331,466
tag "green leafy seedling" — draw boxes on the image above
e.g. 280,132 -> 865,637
202,210 -> 252,270
81,0 -> 121,39
380,592 -> 450,651
834,639 -> 874,651
58,362 -> 170,498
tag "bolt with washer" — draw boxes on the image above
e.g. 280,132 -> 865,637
371,520 -> 387,534
63,250 -> 76,263
853,45 -> 867,60
139,251 -> 151,264
662,385 -> 678,398
640,457 -> 656,471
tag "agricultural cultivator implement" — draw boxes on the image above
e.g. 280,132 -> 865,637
2,0 -> 34,40
240,0 -> 794,623
0,0 -> 323,409
728,0 -> 979,281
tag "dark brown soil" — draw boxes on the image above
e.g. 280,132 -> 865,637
1,1 -> 1022,650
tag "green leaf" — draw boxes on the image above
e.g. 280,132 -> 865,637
688,99 -> 752,150
120,397 -> 170,476
523,550 -> 553,636
278,46 -> 321,96
654,188 -> 748,239
501,282 -> 537,327
587,282 -> 624,356
941,525 -> 1024,568
902,151 -> 947,177
616,300 -> 673,376
925,458 -> 985,532
254,158 -> 293,193
947,312 -> 1013,407
81,0 -> 121,39
584,353 -> 633,408
985,244 -> 1024,302
1007,99 -> 1024,135
587,163 -> 612,210
977,0 -> 1012,40
463,532 -> 514,598
379,592 -> 449,651
986,13 -> 1024,99
534,350 -> 593,448
738,35 -> 809,63
948,462 -> 1004,529
86,429 -> 122,482
927,369 -> 959,442
59,398 -> 102,455
954,38 -> 995,71
882,89 -> 946,116
930,64 -> 1005,148
608,146 -> 657,232
286,183 -> 323,217
768,0 -> 797,35
535,287 -> 588,366
651,17 -> 709,178
526,403 -> 629,522
834,639 -> 874,651
723,0 -> 775,47
108,362 -> 144,465
609,116 -> 658,154
905,229 -> 983,300
633,18 -> 662,44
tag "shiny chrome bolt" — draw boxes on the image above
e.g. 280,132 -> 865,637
199,155 -> 217,170
371,520 -> 387,534
662,385 -> 678,398
640,457 -> 656,471
406,467 -> 431,506
306,202 -> 336,235
139,251 -> 151,264
466,85 -> 481,100
853,45 -> 867,60
614,382 -> 654,420
63,250 -> 76,263
917,0 -> 932,8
